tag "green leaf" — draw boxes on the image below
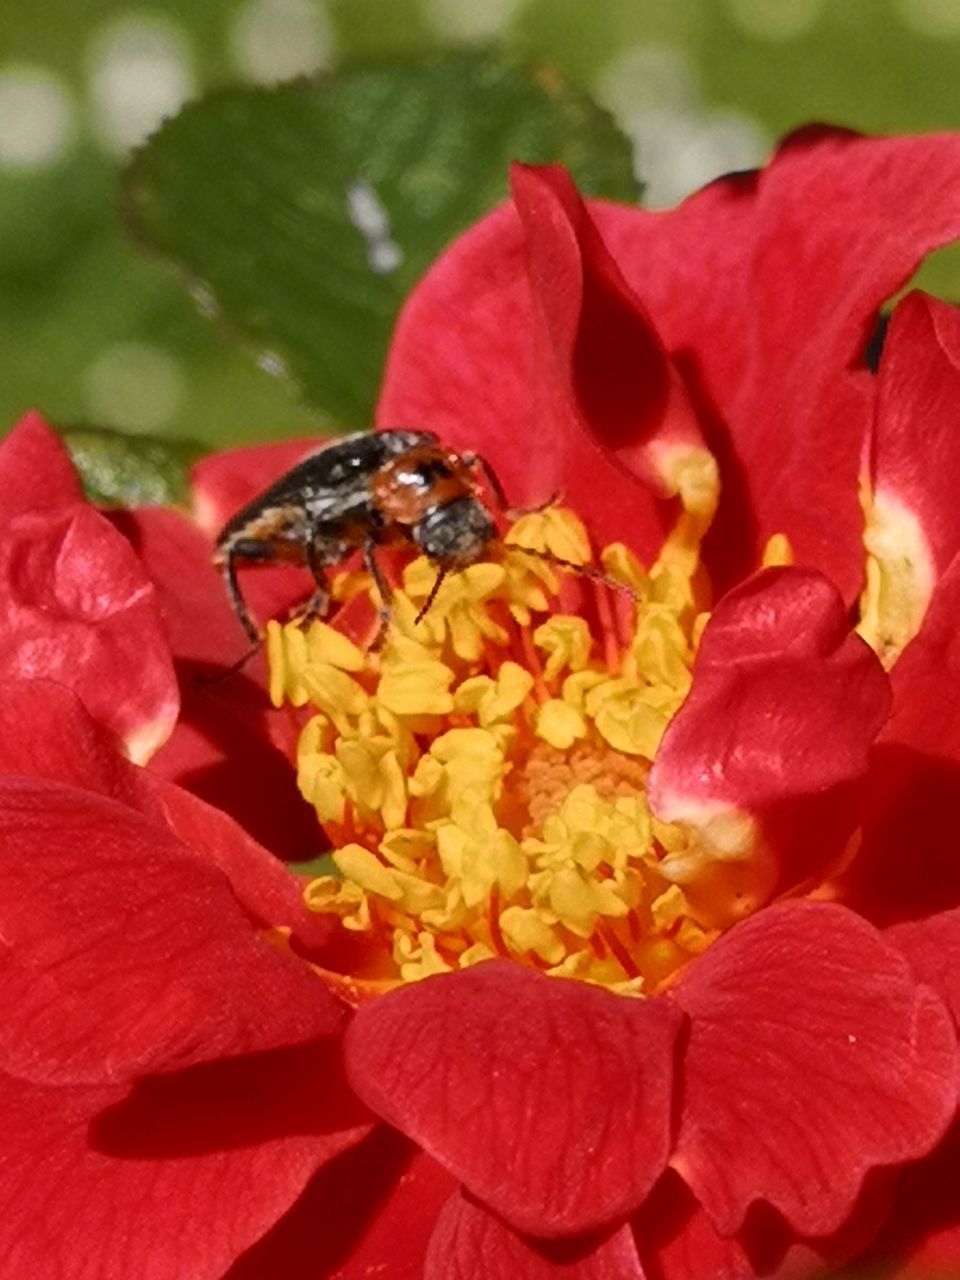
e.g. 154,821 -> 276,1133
58,423 -> 204,507
288,852 -> 340,880
122,50 -> 639,428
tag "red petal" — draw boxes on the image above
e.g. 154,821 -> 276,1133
111,506 -> 320,858
228,1131 -> 455,1280
633,1176 -> 765,1280
381,131 -> 960,597
648,567 -> 889,891
377,195 -> 668,558
848,558 -> 960,923
887,909 -> 960,1032
871,292 -> 960,577
192,437 -> 328,538
157,782 -> 338,956
0,502 -> 179,762
345,961 -> 683,1236
501,163 -> 705,550
427,1193 -> 646,1280
0,1041 -> 368,1280
0,677 -> 335,955
0,776 -> 342,1085
670,900 -> 957,1238
862,1119 -> 960,1277
510,164 -> 703,473
601,128 -> 960,595
634,1169 -> 891,1280
0,411 -> 82,517
881,549 -> 960,757
0,676 -> 144,802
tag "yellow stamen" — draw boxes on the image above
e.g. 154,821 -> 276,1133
269,432 -> 894,998
275,504 -> 747,995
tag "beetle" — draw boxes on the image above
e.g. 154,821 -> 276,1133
214,428 -> 514,643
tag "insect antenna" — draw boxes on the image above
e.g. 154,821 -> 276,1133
503,544 -> 642,604
195,639 -> 263,687
415,568 -> 448,625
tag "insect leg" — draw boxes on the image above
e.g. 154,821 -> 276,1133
222,547 -> 261,642
362,539 -> 393,647
463,450 -> 559,518
414,568 -> 447,625
299,536 -> 331,622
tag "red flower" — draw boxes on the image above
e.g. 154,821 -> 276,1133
4,124 -> 960,1280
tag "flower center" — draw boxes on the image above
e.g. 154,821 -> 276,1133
268,467 -> 760,995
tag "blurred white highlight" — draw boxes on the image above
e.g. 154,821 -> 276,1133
82,342 -> 185,432
347,180 -> 403,274
88,15 -> 195,154
0,66 -> 76,170
894,0 -> 960,35
230,0 -> 335,84
725,0 -> 825,39
424,0 -> 521,39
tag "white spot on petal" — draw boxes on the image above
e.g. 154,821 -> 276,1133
82,342 -> 185,432
88,15 -> 195,155
123,704 -> 178,765
0,65 -> 76,171
230,0 -> 335,84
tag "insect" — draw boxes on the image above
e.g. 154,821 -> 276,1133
215,428 -> 636,648
215,429 -> 514,643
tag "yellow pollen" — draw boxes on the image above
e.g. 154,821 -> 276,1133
275,500 -> 742,996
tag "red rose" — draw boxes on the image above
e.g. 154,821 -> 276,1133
4,125 -> 960,1279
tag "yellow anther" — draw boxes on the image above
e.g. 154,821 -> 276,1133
601,543 -> 648,595
675,918 -> 716,955
761,532 -> 794,568
458,941 -> 497,968
379,750 -> 408,829
506,507 -> 592,564
454,662 -> 534,725
631,607 -> 693,691
650,444 -> 720,580
534,615 -> 593,679
691,610 -> 711,652
558,783 -> 608,834
303,874 -> 366,917
300,663 -> 369,735
305,620 -> 366,671
587,680 -> 670,759
276,484 -> 777,996
267,621 -> 311,708
561,669 -> 610,710
298,750 -> 347,825
377,655 -> 455,716
397,931 -> 453,981
333,844 -> 404,901
401,559 -> 509,659
499,906 -> 565,964
534,699 -> 587,749
546,866 -> 630,937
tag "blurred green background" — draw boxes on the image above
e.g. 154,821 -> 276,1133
2,0 -> 960,448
